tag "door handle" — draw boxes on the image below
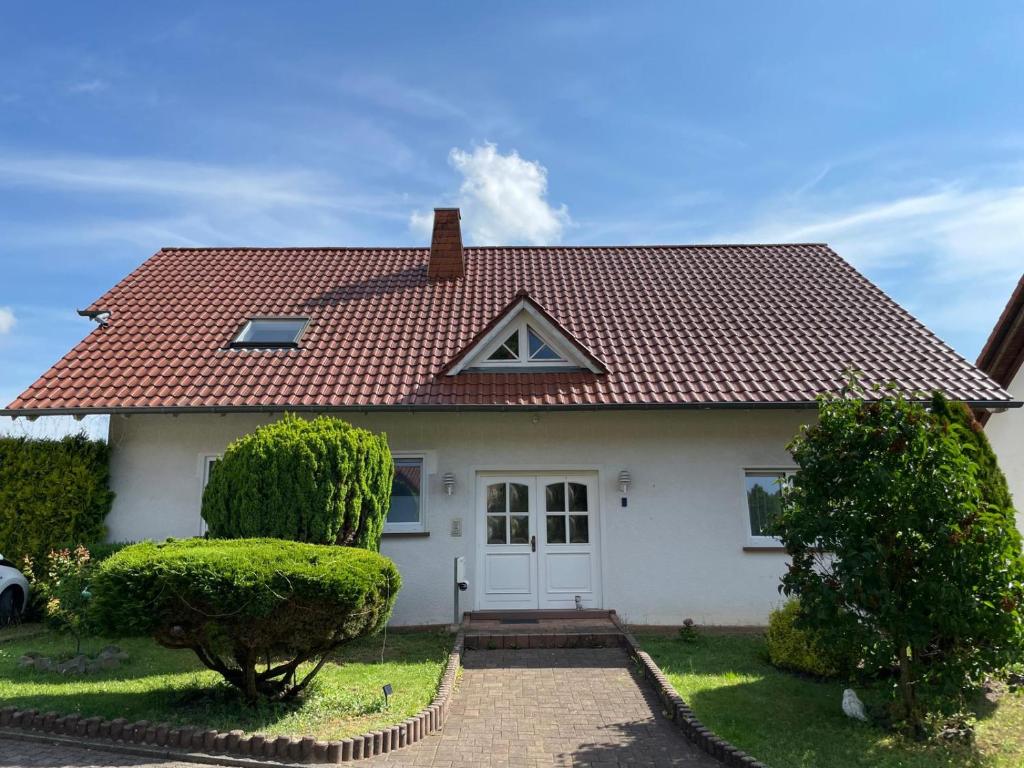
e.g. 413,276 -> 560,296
531,535 -> 536,552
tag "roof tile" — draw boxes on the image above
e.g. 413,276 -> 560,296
4,244 -> 1014,412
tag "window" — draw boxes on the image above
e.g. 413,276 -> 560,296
483,322 -> 567,366
744,471 -> 793,541
387,458 -> 424,532
545,480 -> 590,544
230,317 -> 308,348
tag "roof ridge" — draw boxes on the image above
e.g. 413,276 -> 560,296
158,242 -> 833,253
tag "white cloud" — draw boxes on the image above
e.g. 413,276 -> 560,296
736,183 -> 1024,282
337,73 -> 467,121
0,307 -> 14,335
0,152 -> 350,211
68,79 -> 108,94
412,143 -> 570,245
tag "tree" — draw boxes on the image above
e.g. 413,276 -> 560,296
91,539 -> 400,704
774,383 -> 1024,734
202,415 -> 393,550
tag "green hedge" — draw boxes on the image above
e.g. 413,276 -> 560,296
90,538 -> 401,701
0,434 -> 114,565
202,415 -> 393,550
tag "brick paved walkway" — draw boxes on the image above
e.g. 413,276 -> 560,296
0,647 -> 718,768
365,647 -> 718,767
0,738 -> 213,768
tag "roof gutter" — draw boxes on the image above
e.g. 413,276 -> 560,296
2,399 -> 1021,419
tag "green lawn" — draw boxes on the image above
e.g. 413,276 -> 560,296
0,626 -> 453,741
637,632 -> 1024,768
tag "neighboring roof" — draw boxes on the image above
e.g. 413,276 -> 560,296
977,275 -> 1024,389
4,244 -> 1015,414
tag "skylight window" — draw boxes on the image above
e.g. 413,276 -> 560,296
230,317 -> 308,348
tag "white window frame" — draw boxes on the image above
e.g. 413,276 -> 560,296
741,468 -> 795,546
199,453 -> 222,536
476,320 -> 569,368
386,453 -> 427,534
447,301 -> 603,374
230,316 -> 309,348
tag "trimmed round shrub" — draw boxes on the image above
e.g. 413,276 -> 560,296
90,538 -> 401,702
202,415 -> 394,550
766,600 -> 846,678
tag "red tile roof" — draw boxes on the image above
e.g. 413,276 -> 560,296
4,244 -> 1015,414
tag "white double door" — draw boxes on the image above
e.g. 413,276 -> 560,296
476,473 -> 601,610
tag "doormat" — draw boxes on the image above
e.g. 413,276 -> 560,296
500,618 -> 540,625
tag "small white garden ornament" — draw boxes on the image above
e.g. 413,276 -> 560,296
842,688 -> 868,722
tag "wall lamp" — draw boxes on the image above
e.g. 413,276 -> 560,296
442,472 -> 456,496
618,469 -> 632,494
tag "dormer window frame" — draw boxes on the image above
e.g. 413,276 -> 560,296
229,316 -> 310,349
445,296 -> 606,375
476,321 -> 570,369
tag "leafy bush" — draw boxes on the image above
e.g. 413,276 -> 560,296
766,601 -> 845,678
202,415 -> 393,550
0,434 -> 114,564
90,538 -> 400,703
775,383 -> 1024,734
26,546 -> 96,653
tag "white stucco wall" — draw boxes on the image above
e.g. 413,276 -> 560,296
985,367 -> 1024,536
106,409 -> 813,627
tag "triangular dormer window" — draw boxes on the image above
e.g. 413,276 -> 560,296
483,324 -> 568,366
445,291 -> 608,375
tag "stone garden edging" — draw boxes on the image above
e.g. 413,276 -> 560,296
610,615 -> 770,768
0,629 -> 464,764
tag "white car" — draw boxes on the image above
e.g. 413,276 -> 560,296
0,554 -> 30,626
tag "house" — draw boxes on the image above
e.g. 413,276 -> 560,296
977,275 -> 1024,536
3,209 -> 1017,626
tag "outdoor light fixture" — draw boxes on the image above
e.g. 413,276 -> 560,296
77,308 -> 112,328
442,472 -> 456,496
618,469 -> 632,494
382,683 -> 393,708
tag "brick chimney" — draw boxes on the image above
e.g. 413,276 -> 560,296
428,208 -> 464,280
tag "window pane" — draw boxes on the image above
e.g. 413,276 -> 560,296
509,483 -> 529,513
236,318 -> 306,345
510,515 -> 530,544
487,331 -> 519,361
568,482 -> 588,512
569,515 -> 589,543
547,515 -> 567,544
545,482 -> 566,512
387,459 -> 422,524
487,515 -> 507,544
486,483 -> 506,514
527,326 -> 563,361
746,473 -> 784,537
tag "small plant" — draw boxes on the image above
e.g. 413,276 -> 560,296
678,618 -> 699,643
766,600 -> 846,678
28,546 -> 95,654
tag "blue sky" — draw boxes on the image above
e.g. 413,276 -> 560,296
1,3 -> 1023,437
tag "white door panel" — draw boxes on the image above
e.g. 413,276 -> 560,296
477,473 -> 601,611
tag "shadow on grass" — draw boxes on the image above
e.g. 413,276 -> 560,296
0,681 -> 310,732
639,634 -> 1003,768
